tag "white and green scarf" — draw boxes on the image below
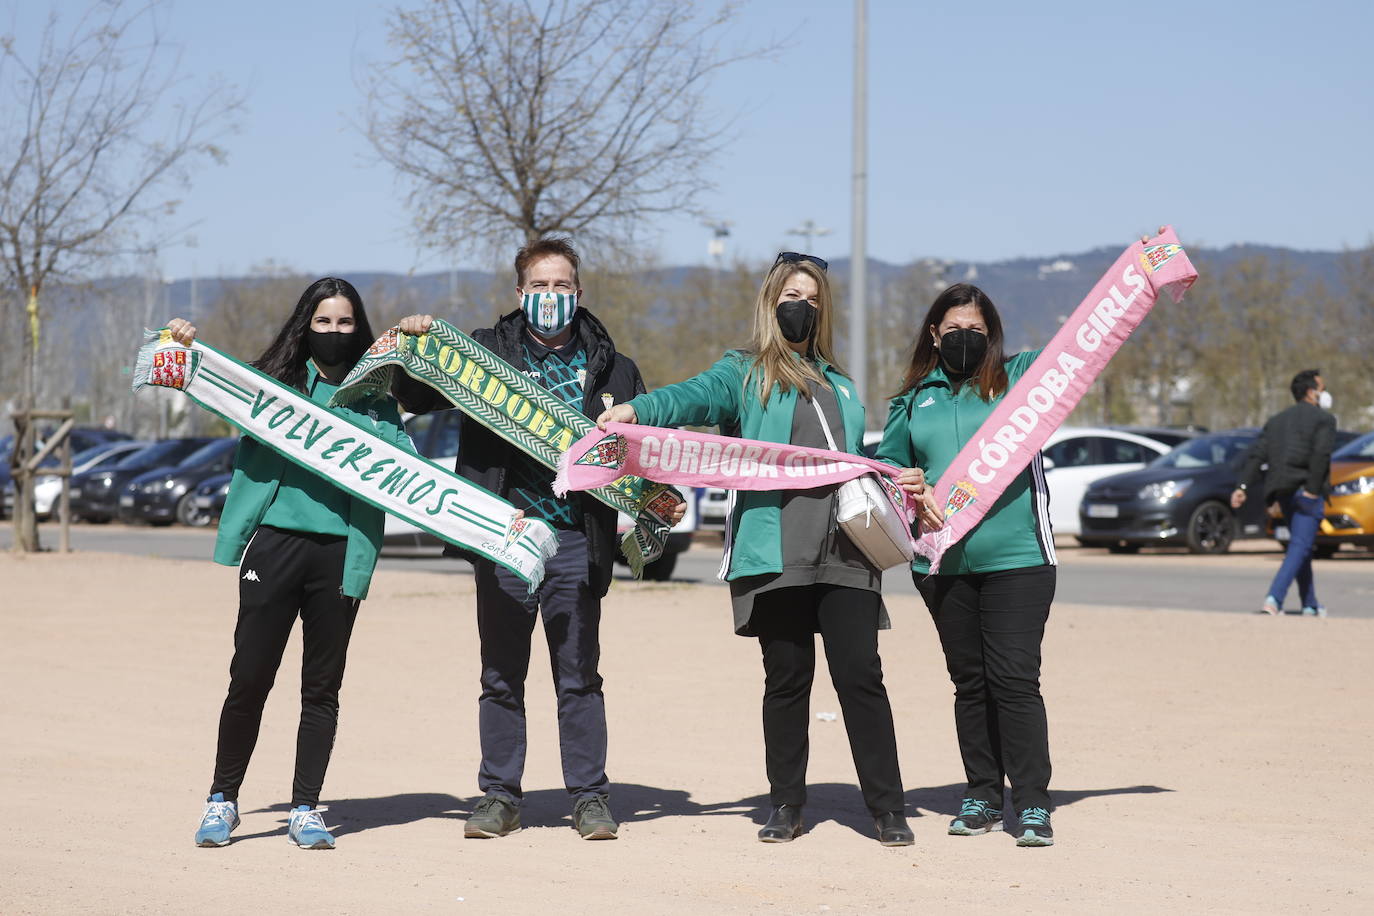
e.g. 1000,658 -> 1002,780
131,329 -> 559,587
330,320 -> 680,575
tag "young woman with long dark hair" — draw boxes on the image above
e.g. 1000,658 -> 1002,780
597,253 -> 913,847
877,282 -> 1058,847
167,277 -> 415,850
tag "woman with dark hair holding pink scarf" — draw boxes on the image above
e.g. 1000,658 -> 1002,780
878,283 -> 1057,848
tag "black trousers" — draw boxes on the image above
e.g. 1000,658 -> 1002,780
915,565 -> 1055,813
474,529 -> 608,801
751,584 -> 904,816
210,526 -> 360,808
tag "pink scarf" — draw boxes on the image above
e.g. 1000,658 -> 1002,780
916,226 -> 1197,571
556,423 -> 914,516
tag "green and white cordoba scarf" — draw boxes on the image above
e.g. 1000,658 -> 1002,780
330,320 -> 679,575
132,329 -> 559,588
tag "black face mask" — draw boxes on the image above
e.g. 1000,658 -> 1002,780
776,299 -> 818,345
307,329 -> 358,368
938,328 -> 988,375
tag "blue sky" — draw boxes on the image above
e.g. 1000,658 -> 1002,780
11,0 -> 1374,280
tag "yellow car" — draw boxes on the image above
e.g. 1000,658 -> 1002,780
1317,430 -> 1374,557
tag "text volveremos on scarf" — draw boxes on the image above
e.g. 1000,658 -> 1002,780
132,329 -> 559,588
917,226 -> 1198,572
329,320 -> 681,575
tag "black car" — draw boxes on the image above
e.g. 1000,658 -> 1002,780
189,472 -> 233,527
117,438 -> 238,526
70,438 -> 217,523
1078,429 -> 1269,554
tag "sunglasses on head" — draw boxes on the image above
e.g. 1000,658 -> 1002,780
774,251 -> 828,273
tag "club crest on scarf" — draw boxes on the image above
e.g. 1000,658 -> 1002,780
574,432 -> 629,471
521,291 -> 577,335
503,516 -> 529,549
1140,243 -> 1183,272
943,480 -> 979,518
147,333 -> 201,390
368,327 -> 400,356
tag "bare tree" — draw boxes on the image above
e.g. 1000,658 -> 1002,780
0,0 -> 239,550
365,0 -> 770,259
0,0 -> 240,400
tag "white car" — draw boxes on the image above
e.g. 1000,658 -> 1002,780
34,440 -> 150,518
1041,426 -> 1178,536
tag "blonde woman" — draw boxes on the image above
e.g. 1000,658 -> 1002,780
598,253 -> 911,846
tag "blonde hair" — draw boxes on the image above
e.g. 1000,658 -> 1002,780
745,259 -> 846,404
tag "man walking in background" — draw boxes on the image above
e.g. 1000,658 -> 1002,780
1231,369 -> 1336,616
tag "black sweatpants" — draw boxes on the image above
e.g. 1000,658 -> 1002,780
210,526 -> 360,808
915,565 -> 1055,813
751,584 -> 904,816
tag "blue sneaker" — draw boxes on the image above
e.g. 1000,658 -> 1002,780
1016,807 -> 1054,847
287,806 -> 336,850
1301,605 -> 1327,618
948,798 -> 1002,836
195,792 -> 240,847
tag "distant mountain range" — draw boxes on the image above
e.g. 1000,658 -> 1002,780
137,242 -> 1360,351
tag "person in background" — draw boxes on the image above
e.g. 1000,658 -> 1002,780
1231,369 -> 1336,616
877,282 -> 1057,848
598,252 -> 913,847
171,277 -> 417,850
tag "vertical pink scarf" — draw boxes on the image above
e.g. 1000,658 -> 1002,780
917,226 -> 1197,571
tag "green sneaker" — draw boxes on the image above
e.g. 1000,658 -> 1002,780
948,797 -> 1002,836
572,795 -> 618,840
1015,807 -> 1054,847
465,794 -> 520,838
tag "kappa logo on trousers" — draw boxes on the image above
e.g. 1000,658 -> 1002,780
242,569 -> 261,582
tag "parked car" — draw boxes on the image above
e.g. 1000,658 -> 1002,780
117,437 -> 238,526
1314,430 -> 1374,555
33,440 -> 151,519
70,438 -> 217,523
1108,425 -> 1205,448
1042,427 -> 1179,536
190,472 -> 233,527
1077,429 -> 1269,553
2,426 -> 134,518
699,431 -> 884,533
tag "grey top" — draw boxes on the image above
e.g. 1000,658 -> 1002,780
729,379 -> 886,637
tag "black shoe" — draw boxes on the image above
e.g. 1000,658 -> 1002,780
1015,807 -> 1054,847
874,811 -> 914,846
757,804 -> 804,843
572,795 -> 619,840
464,794 -> 520,838
948,797 -> 1003,836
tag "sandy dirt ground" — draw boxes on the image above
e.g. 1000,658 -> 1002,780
2,549 -> 1371,915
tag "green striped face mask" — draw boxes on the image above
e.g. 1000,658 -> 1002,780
521,291 -> 577,336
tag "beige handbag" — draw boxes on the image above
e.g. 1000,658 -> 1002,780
810,397 -> 915,570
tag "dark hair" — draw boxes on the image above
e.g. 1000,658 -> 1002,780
253,277 -> 375,391
1290,368 -> 1321,402
892,283 -> 1008,400
514,236 -> 581,288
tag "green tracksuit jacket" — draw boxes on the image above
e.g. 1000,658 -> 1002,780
875,350 -> 1055,576
628,350 -> 869,580
213,363 -> 415,599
